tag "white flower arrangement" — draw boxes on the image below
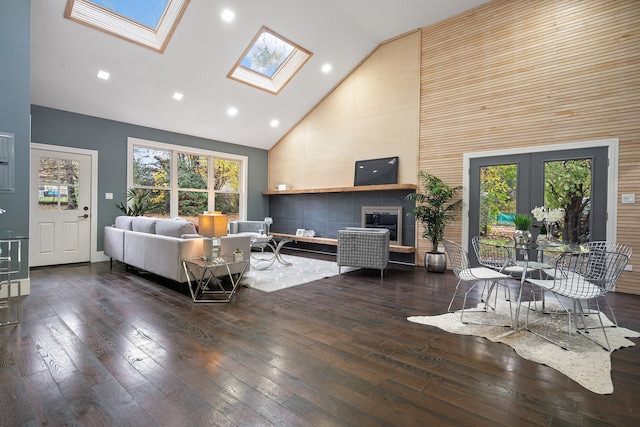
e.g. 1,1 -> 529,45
531,206 -> 564,223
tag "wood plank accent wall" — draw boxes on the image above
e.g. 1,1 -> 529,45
419,0 -> 640,294
268,31 -> 420,191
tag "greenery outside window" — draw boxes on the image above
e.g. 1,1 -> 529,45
228,26 -> 312,94
127,138 -> 247,222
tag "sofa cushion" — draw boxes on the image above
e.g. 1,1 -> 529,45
115,216 -> 134,230
132,217 -> 158,234
155,219 -> 197,238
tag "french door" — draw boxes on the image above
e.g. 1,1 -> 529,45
468,146 -> 609,255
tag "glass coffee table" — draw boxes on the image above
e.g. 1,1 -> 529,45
250,235 -> 293,270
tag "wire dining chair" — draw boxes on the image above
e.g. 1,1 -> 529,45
525,249 -> 630,351
442,239 -> 514,326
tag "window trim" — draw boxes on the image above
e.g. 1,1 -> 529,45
227,26 -> 312,95
64,0 -> 190,53
127,137 -> 248,219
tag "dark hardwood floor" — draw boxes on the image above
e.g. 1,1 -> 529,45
2,251 -> 640,426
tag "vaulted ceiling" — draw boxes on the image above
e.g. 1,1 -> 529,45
31,0 -> 490,150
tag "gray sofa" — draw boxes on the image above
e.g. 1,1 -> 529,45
337,228 -> 390,277
104,216 -> 250,282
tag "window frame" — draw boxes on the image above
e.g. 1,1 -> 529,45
64,0 -> 190,53
126,137 -> 248,219
227,26 -> 312,95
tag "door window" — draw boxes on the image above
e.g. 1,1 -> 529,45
37,157 -> 79,211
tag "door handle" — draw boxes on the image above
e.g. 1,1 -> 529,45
78,214 -> 89,219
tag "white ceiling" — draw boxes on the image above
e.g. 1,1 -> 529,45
31,0 -> 489,151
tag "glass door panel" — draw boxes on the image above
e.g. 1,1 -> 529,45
479,164 -> 517,238
531,147 -> 607,243
542,158 -> 591,243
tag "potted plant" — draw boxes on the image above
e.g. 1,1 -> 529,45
116,187 -> 162,216
512,213 -> 533,246
233,248 -> 244,262
406,171 -> 462,272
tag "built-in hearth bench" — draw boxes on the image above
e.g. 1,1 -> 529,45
270,232 -> 415,254
263,183 -> 417,261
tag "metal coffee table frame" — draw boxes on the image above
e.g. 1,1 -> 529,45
250,235 -> 293,270
182,257 -> 249,303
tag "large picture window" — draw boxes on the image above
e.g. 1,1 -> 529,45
127,138 -> 247,222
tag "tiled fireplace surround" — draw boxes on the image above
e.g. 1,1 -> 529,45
267,190 -> 416,264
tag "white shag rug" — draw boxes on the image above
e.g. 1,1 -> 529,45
408,298 -> 640,394
240,253 -> 357,293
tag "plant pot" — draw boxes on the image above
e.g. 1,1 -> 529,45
513,229 -> 532,246
424,251 -> 447,273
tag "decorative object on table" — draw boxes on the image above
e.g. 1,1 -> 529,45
536,222 -> 548,243
233,248 -> 244,262
531,206 -> 564,243
406,171 -> 462,273
115,187 -> 163,216
408,298 -> 640,394
263,217 -> 273,234
198,211 -> 228,262
512,213 -> 533,246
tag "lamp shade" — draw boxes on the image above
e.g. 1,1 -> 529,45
198,212 -> 228,238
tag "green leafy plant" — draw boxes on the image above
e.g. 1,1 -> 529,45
116,187 -> 162,216
406,171 -> 463,253
513,214 -> 533,230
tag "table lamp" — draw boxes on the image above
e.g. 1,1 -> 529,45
198,211 -> 228,261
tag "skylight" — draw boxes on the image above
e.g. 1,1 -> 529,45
87,0 -> 167,29
64,0 -> 190,53
228,26 -> 312,95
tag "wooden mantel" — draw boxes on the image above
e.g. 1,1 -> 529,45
262,183 -> 416,195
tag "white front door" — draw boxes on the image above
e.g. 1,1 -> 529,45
30,148 -> 92,266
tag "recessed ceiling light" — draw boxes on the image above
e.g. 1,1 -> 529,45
221,9 -> 235,22
172,92 -> 184,100
227,107 -> 238,116
270,119 -> 279,127
97,70 -> 110,80
321,64 -> 332,73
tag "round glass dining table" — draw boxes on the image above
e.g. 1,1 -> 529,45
481,238 -> 587,331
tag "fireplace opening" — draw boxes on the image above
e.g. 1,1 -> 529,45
361,206 -> 402,246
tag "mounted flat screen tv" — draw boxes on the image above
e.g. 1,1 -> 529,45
354,156 -> 398,186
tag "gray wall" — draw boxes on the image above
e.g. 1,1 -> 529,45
269,191 -> 416,264
0,0 -> 31,280
31,106 -> 269,251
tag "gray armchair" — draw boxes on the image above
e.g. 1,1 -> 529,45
337,228 -> 390,278
228,220 -> 267,236
228,220 -> 270,250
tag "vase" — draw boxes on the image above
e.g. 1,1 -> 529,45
513,229 -> 532,246
424,252 -> 447,273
